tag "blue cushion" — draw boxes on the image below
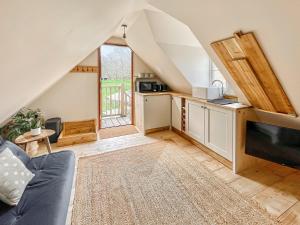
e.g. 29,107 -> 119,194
0,138 -> 30,165
0,150 -> 75,225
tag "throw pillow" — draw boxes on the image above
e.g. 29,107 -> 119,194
0,148 -> 35,205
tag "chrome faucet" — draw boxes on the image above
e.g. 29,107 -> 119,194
212,79 -> 224,98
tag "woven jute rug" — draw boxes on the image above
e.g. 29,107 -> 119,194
71,141 -> 277,225
98,125 -> 138,140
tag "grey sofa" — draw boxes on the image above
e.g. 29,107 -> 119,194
0,136 -> 75,225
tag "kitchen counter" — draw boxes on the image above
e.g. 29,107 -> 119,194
135,92 -> 173,96
135,92 -> 250,111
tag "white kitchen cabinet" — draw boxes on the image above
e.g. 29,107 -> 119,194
135,93 -> 171,133
185,100 -> 234,161
135,92 -> 236,162
186,100 -> 205,143
171,96 -> 182,131
205,104 -> 233,161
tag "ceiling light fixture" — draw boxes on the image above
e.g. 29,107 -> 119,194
122,24 -> 127,39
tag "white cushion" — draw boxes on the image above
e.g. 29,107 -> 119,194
0,148 -> 34,205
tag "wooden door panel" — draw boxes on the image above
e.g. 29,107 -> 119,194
211,32 -> 296,116
231,59 -> 275,111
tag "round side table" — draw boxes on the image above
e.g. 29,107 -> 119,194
15,129 -> 55,154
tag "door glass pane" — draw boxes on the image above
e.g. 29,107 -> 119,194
100,45 -> 132,128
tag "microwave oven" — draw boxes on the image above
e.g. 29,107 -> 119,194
138,81 -> 157,92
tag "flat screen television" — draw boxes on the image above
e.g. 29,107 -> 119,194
246,121 -> 300,169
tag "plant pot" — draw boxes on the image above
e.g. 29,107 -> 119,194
31,127 -> 41,136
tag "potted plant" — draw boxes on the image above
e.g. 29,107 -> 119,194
0,108 -> 44,141
30,114 -> 42,136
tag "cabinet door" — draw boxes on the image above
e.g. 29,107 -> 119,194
186,100 -> 205,143
171,96 -> 182,131
144,95 -> 171,130
205,104 -> 233,161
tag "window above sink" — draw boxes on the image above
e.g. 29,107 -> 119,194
209,59 -> 236,96
209,60 -> 227,88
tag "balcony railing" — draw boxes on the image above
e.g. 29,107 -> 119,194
102,83 -> 131,118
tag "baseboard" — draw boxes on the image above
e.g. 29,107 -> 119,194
145,126 -> 170,135
171,127 -> 181,135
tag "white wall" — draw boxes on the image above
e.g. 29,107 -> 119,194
133,54 -> 154,78
29,51 -> 99,121
29,73 -> 98,121
159,43 -> 210,86
29,44 -> 155,122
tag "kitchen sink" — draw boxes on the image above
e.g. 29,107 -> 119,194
192,86 -> 221,100
207,98 -> 237,105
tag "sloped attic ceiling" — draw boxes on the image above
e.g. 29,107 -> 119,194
4,0 -> 300,124
117,8 -> 214,92
145,10 -> 210,87
147,0 -> 300,114
1,1 -> 209,123
124,11 -> 192,93
0,0 -> 146,123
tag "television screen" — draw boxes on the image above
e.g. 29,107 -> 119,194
246,121 -> 300,169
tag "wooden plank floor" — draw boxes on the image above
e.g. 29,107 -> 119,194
37,130 -> 300,225
101,116 -> 131,128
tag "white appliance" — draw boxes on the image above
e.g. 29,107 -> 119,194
192,86 -> 221,100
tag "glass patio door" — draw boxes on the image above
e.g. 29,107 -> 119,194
99,44 -> 132,129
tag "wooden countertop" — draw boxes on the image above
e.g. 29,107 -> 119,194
136,92 -> 174,97
135,92 -> 250,111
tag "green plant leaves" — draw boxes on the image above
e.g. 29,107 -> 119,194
0,108 -> 45,141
